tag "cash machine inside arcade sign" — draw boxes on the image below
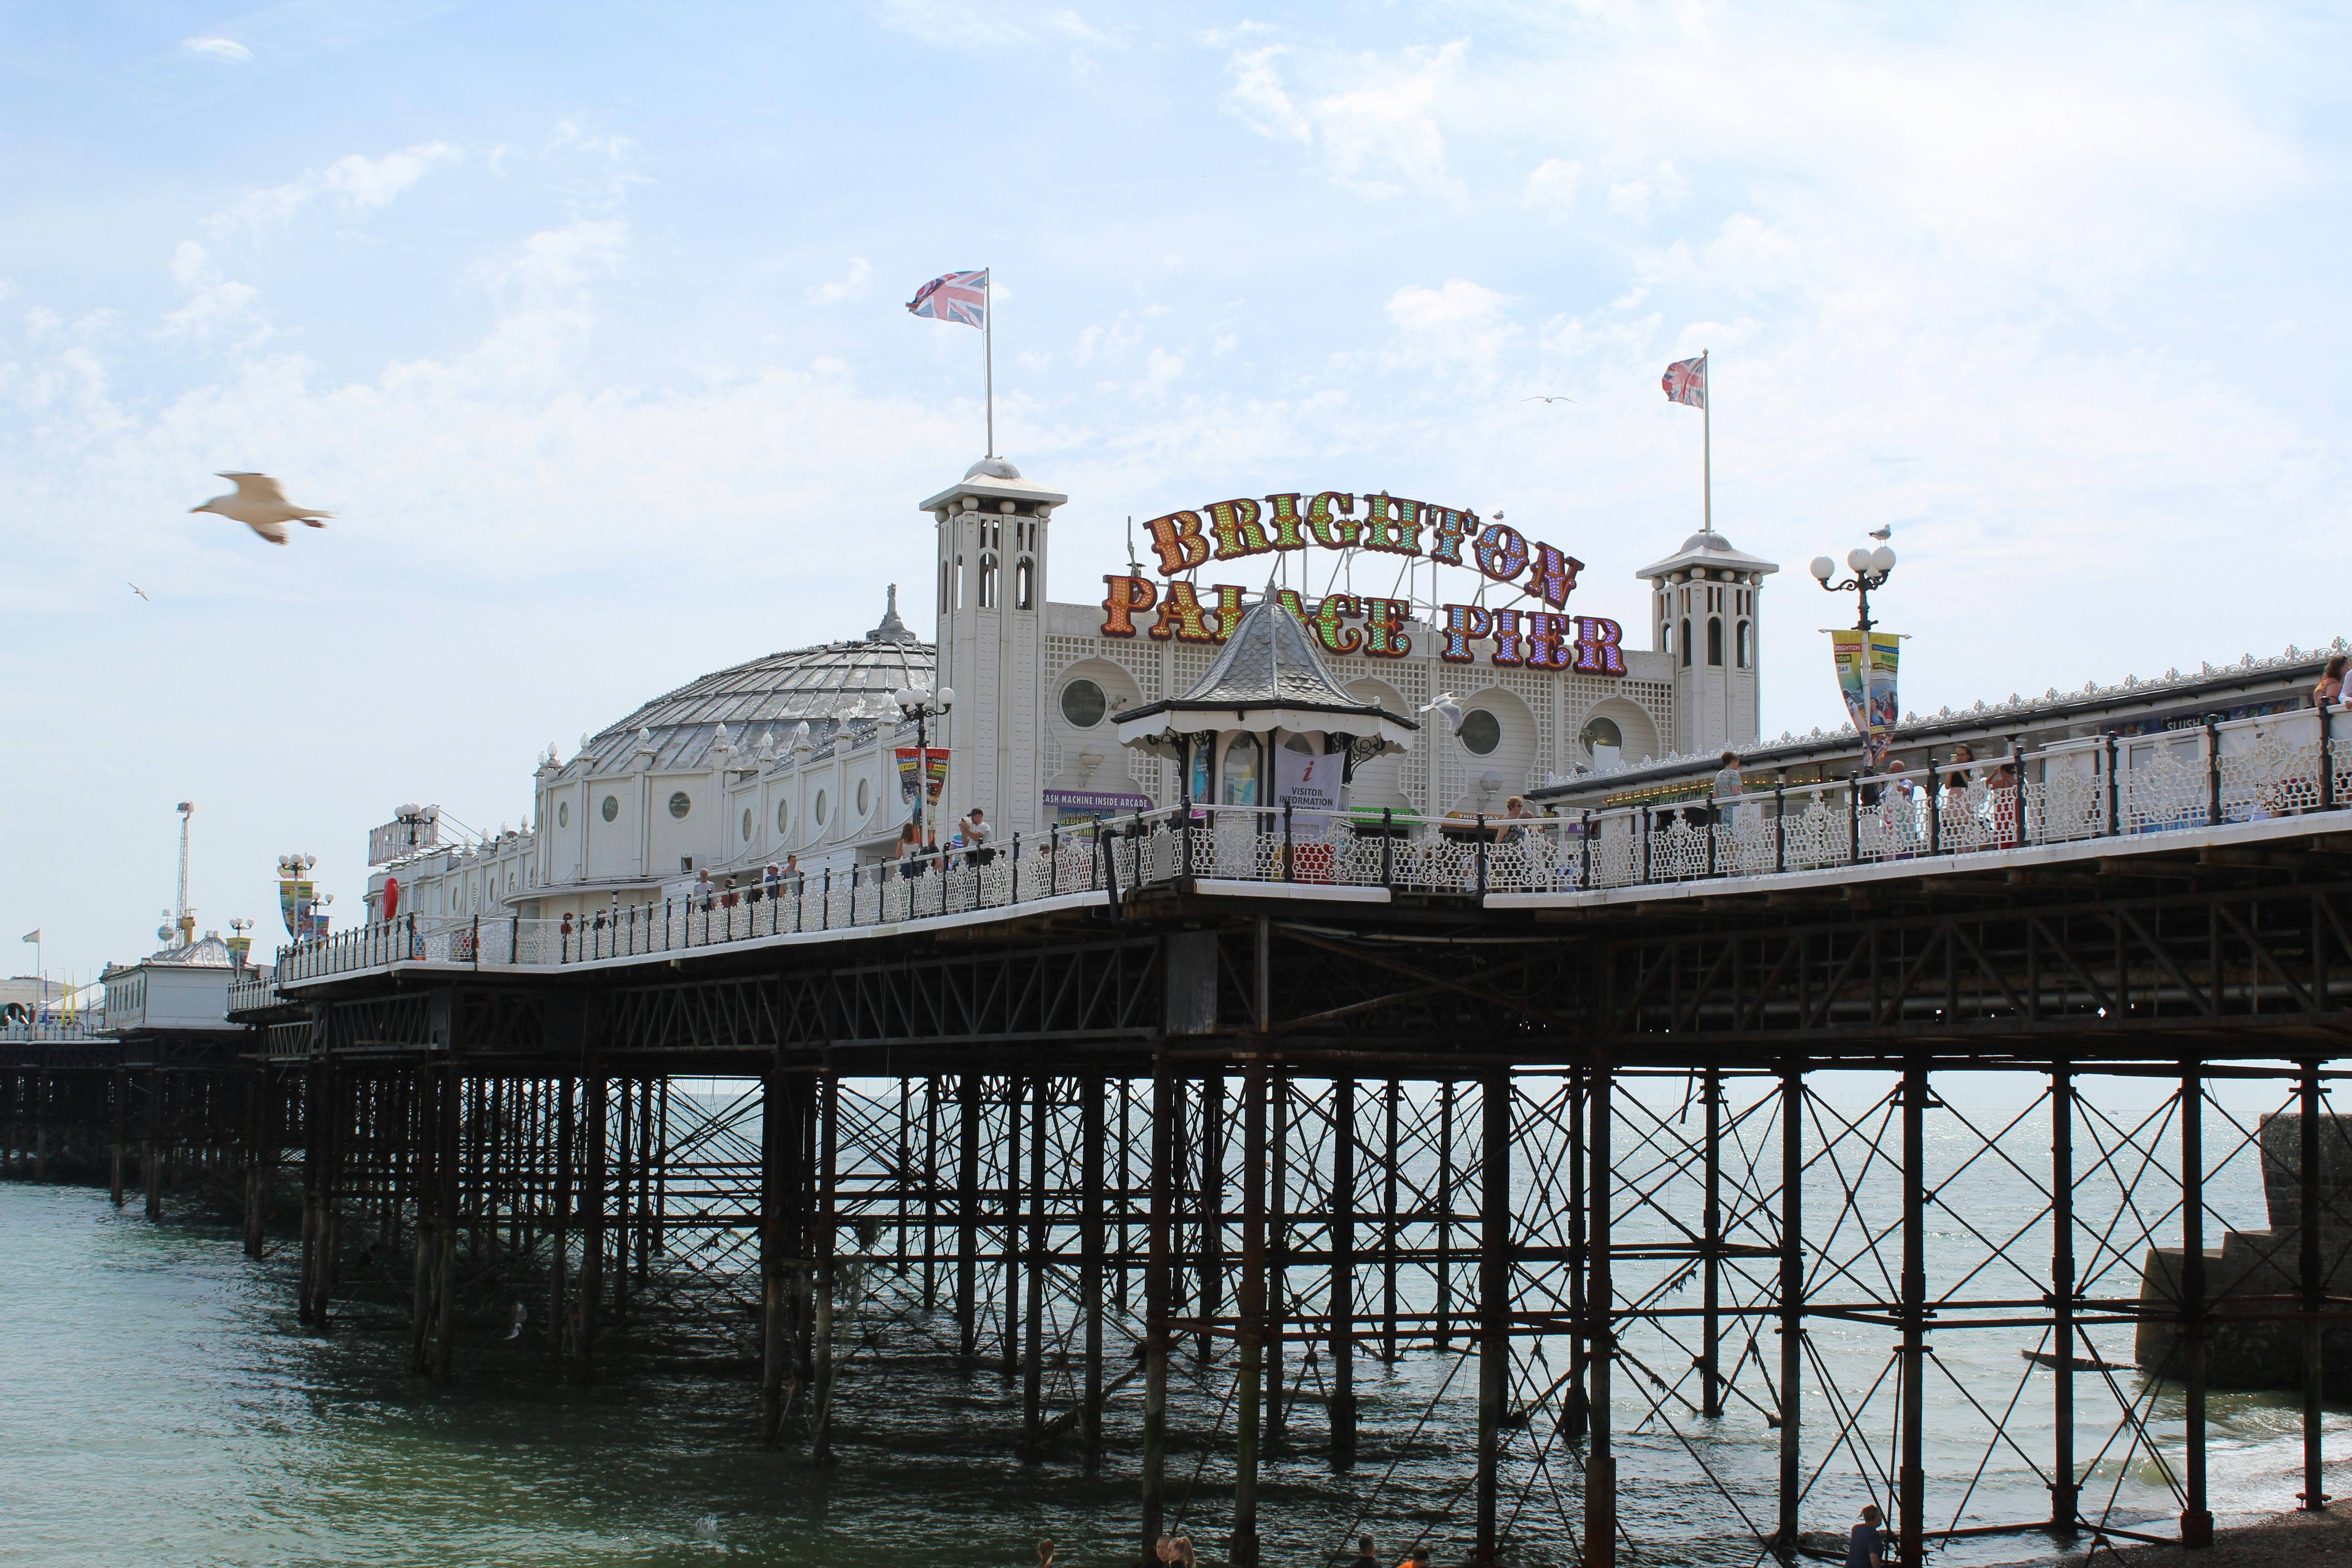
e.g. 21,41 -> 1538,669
1098,491 -> 1625,676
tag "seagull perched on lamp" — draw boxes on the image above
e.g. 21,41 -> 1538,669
191,472 -> 335,545
1868,525 -> 1892,541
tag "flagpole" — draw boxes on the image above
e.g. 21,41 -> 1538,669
984,271 -> 995,458
1701,347 -> 1711,535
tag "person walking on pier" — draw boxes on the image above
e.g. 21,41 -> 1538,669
1846,1504 -> 1889,1568
962,805 -> 996,867
896,819 -> 926,880
1713,750 -> 1744,828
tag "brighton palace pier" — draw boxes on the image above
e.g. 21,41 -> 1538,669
12,454 -> 2352,1568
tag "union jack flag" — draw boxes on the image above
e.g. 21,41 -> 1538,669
1661,354 -> 1707,409
906,269 -> 988,328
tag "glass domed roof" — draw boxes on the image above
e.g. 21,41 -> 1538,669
570,588 -> 933,776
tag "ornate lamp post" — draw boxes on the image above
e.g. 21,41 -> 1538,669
1809,543 -> 1896,630
892,683 -> 956,850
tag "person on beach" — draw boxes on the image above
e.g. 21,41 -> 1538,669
1036,1539 -> 1053,1568
1847,1503 -> 1889,1568
1348,1534 -> 1378,1568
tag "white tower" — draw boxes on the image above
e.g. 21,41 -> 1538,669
1635,529 -> 1779,757
921,457 -> 1068,837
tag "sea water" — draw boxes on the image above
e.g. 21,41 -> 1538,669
2,1070 -> 2346,1567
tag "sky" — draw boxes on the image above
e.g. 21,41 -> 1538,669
3,1 -> 2347,982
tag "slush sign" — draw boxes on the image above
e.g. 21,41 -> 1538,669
1098,490 -> 1625,676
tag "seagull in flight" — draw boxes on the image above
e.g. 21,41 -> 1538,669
1523,395 -> 1577,404
1419,693 -> 1466,736
191,472 -> 335,546
128,582 -> 149,601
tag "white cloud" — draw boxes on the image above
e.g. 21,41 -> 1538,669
1383,279 -> 1516,382
212,142 -> 461,236
809,258 -> 872,304
1302,41 -> 1468,200
1523,157 -> 1580,218
1224,46 -> 1309,143
181,37 -> 251,63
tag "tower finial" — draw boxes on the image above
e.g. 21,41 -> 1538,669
869,583 -> 915,643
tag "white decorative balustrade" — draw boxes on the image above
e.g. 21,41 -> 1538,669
276,706 -> 2352,984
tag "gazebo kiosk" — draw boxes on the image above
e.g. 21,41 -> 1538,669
1114,595 -> 1417,871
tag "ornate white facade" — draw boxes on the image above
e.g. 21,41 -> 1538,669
368,457 -> 1773,926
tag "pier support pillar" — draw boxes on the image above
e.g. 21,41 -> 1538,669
1584,1066 -> 1615,1568
1140,1061 -> 1173,1561
1329,1075 -> 1357,1464
1700,1067 -> 1723,1419
2181,1063 -> 2212,1548
810,1069 -> 838,1466
1899,1061 -> 1926,1568
1023,1073 -> 1048,1450
2051,1063 -> 2078,1531
109,1066 -> 125,1208
574,1071 -> 608,1384
956,1073 -> 981,1358
1231,1063 -> 1266,1568
2302,1060 -> 2328,1513
1775,1059 -> 1804,1558
1475,1070 -> 1511,1567
1081,1071 -> 1106,1470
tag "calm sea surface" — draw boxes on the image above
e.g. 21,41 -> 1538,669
1,1072 -> 2345,1567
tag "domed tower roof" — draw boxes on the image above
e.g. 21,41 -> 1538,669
569,588 -> 933,776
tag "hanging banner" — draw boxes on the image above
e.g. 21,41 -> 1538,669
279,878 -> 313,941
895,747 -> 953,809
1865,632 -> 1901,766
1830,630 -> 1902,766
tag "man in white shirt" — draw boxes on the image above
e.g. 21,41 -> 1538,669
962,807 -> 995,867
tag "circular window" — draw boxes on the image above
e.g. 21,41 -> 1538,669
741,807 -> 753,842
856,779 -> 871,815
776,799 -> 790,834
1581,715 -> 1624,755
814,790 -> 829,827
558,802 -> 569,828
1459,709 -> 1502,756
669,791 -> 692,819
1060,678 -> 1107,728
601,795 -> 619,823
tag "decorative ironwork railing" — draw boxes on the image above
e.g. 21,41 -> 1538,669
276,705 -> 2352,982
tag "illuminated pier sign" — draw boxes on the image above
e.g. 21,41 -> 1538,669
1098,489 -> 1626,676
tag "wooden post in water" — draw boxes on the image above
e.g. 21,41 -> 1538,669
760,1056 -> 791,1450
1265,1068 -> 1289,1446
1700,1067 -> 1723,1419
549,1075 -> 575,1365
1382,1078 -> 1401,1363
923,1075 -> 940,1311
1777,1059 -> 1804,1558
432,1062 -> 461,1383
109,1065 -> 125,1208
408,1067 -> 439,1373
243,1068 -> 270,1259
142,1069 -> 164,1221
1197,1069 -> 1224,1365
1003,1075 -> 1023,1381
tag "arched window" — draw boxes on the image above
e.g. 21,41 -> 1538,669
1660,622 -> 1673,657
1222,734 -> 1260,806
1680,618 -> 1693,668
979,554 -> 999,609
1015,556 -> 1035,611
1736,620 -> 1753,669
1707,617 -> 1724,666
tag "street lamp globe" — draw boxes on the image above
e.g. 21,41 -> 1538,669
938,687 -> 956,708
1810,555 -> 1835,582
892,686 -> 918,711
1847,547 -> 1874,575
1870,545 -> 1896,575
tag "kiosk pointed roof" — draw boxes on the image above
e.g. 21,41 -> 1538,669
1112,594 -> 1418,757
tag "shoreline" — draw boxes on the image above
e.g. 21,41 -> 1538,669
2071,1506 -> 2351,1565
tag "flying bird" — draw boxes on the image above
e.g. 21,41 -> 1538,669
191,472 -> 335,546
1523,395 -> 1577,404
128,582 -> 149,601
1868,525 -> 1892,541
1419,693 -> 1466,736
